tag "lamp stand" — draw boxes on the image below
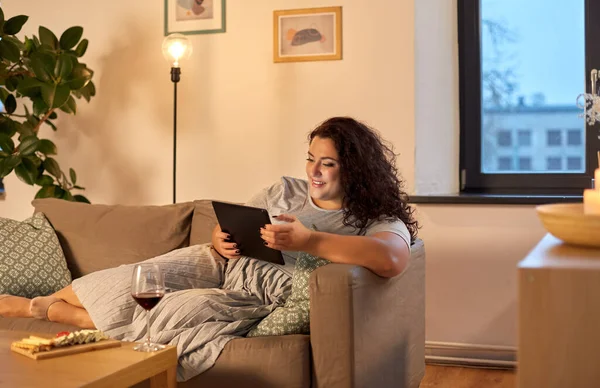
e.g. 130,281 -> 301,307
171,67 -> 181,204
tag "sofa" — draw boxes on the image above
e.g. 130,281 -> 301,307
0,198 -> 425,388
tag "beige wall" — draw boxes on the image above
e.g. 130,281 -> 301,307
0,0 -> 547,347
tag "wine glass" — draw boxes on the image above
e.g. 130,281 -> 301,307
131,263 -> 166,352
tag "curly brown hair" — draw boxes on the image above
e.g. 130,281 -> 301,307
308,117 -> 419,242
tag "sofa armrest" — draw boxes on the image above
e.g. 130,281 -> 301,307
309,239 -> 425,388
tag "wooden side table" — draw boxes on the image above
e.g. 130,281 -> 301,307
0,330 -> 177,387
518,234 -> 600,388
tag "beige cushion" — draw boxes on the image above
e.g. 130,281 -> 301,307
0,317 -> 80,333
31,199 -> 195,279
182,335 -> 311,388
189,200 -> 218,246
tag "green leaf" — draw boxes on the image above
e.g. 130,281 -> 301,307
0,39 -> 21,62
0,133 -> 14,152
0,154 -> 21,177
52,185 -> 65,199
73,184 -> 84,190
59,26 -> 83,50
73,194 -> 90,203
38,139 -> 57,155
55,53 -> 74,80
59,95 -> 76,114
0,118 -> 17,137
38,26 -> 58,49
80,80 -> 96,102
67,63 -> 93,90
23,37 -> 34,55
69,167 -> 77,184
45,120 -> 57,131
32,97 -> 49,116
18,135 -> 39,156
4,76 -> 18,92
0,8 -> 5,23
35,185 -> 55,199
43,157 -> 61,177
0,88 -> 9,103
18,122 -> 35,138
48,111 -> 58,120
3,36 -> 25,51
4,94 -> 16,114
3,15 -> 28,35
41,83 -> 69,109
15,157 -> 37,185
16,77 -> 44,97
36,174 -> 54,186
74,39 -> 88,57
61,190 -> 73,201
30,52 -> 55,83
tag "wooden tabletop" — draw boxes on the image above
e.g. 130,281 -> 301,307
518,234 -> 600,270
0,330 -> 177,388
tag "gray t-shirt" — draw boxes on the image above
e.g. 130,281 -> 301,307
245,176 -> 411,275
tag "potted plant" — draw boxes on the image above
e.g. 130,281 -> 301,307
0,7 -> 95,203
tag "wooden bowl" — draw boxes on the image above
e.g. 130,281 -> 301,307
536,203 -> 600,248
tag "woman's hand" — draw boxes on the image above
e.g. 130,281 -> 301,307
260,214 -> 313,252
212,229 -> 242,260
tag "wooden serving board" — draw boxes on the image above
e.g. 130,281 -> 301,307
11,339 -> 121,360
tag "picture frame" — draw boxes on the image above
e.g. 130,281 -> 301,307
164,0 -> 226,36
273,6 -> 342,63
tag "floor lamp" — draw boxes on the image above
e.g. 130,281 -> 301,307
162,33 -> 192,204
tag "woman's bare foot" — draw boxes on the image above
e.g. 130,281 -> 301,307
30,294 -> 95,329
30,296 -> 62,320
0,294 -> 33,317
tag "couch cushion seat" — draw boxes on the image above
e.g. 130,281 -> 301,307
181,335 -> 311,388
0,317 -> 80,334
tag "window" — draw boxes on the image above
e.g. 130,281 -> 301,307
567,129 -> 582,146
497,157 -> 512,171
517,130 -> 532,147
547,157 -> 562,171
567,157 -> 583,171
458,0 -> 600,194
546,130 -> 562,147
519,157 -> 532,171
497,130 -> 512,147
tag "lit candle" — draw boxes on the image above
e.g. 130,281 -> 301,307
584,188 -> 600,215
596,168 -> 600,189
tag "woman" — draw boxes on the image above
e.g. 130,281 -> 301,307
0,116 -> 418,337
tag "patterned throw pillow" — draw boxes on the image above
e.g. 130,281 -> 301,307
0,212 -> 72,298
247,252 -> 330,337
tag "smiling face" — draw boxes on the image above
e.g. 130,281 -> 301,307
305,136 -> 344,210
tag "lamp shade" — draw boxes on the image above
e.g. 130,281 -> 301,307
162,33 -> 192,67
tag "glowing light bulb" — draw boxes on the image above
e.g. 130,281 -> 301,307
162,33 -> 192,68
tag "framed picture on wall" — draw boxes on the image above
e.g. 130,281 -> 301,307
273,6 -> 342,63
164,0 -> 226,35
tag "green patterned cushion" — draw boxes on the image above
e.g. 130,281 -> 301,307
0,212 -> 72,298
247,252 -> 330,337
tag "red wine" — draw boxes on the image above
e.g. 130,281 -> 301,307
132,292 -> 164,310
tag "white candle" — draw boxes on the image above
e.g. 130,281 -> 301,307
584,189 -> 600,215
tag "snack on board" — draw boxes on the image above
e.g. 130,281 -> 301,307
10,330 -> 109,354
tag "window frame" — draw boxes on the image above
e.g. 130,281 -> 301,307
458,0 -> 600,194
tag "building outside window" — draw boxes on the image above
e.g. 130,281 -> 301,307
517,129 -> 532,147
567,129 -> 582,146
546,129 -> 562,147
459,0 -> 599,193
